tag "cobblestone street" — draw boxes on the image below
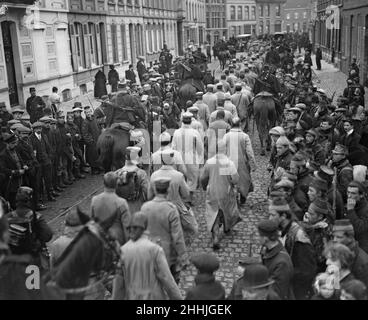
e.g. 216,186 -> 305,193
45,58 -> 358,297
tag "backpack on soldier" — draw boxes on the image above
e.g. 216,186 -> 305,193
116,171 -> 140,201
7,211 -> 37,255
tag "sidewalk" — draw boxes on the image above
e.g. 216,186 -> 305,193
311,54 -> 368,106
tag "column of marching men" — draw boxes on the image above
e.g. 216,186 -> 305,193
1,42 -> 368,300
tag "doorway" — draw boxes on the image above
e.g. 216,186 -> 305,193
1,21 -> 19,106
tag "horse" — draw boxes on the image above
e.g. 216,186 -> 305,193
172,61 -> 205,109
218,50 -> 230,70
44,207 -> 120,300
97,128 -> 131,172
252,91 -> 277,156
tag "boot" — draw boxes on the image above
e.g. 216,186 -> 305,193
74,167 -> 86,179
58,176 -> 67,189
54,185 -> 63,192
212,224 -> 220,251
36,203 -> 47,211
63,178 -> 73,185
68,172 -> 76,182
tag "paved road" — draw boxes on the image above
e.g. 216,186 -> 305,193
46,57 -> 350,297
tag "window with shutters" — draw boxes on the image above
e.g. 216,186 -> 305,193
111,24 -> 119,63
121,24 -> 128,61
245,6 -> 249,21
237,6 -> 242,20
76,23 -> 86,68
88,23 -> 98,67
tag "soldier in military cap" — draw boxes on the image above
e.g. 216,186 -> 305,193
257,219 -> 294,300
185,252 -> 225,300
141,176 -> 187,283
305,128 -> 326,166
273,178 -> 303,221
116,212 -> 183,300
268,197 -> 317,299
65,111 -> 85,180
193,91 -> 210,131
15,125 -> 46,211
7,186 -> 53,268
0,102 -> 13,131
0,133 -> 28,208
115,146 -> 148,214
55,111 -> 75,185
82,106 -> 102,175
330,144 -> 354,203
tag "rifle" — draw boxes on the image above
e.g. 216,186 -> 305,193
332,167 -> 337,219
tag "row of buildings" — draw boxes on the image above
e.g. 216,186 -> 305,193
0,0 -> 315,109
313,0 -> 368,85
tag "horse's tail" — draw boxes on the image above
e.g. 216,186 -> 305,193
97,134 -> 115,172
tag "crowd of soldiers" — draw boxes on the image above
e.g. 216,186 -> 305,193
1,36 -> 368,300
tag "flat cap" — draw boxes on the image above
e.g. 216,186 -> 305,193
195,92 -> 204,97
65,210 -> 84,227
269,197 -> 291,212
32,121 -> 44,128
276,136 -> 290,146
154,177 -> 171,189
288,107 -> 302,113
39,116 -> 53,123
7,119 -> 21,125
333,219 -> 354,234
257,219 -> 279,237
332,144 -> 348,155
16,125 -> 32,133
191,253 -> 220,273
10,123 -> 25,131
188,106 -> 199,113
314,165 -> 334,181
274,179 -> 294,190
128,212 -> 148,230
159,131 -> 172,143
182,111 -> 193,119
269,126 -> 285,136
310,177 -> 328,192
11,107 -> 25,114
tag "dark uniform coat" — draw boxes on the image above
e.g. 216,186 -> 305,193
261,241 -> 294,300
347,199 -> 368,254
185,273 -> 225,300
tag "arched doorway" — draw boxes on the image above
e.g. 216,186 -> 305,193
1,21 -> 19,106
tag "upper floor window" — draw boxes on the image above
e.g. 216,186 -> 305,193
259,5 -> 263,17
245,6 -> 249,20
275,4 -> 280,17
265,4 -> 269,17
230,6 -> 235,20
237,6 -> 242,20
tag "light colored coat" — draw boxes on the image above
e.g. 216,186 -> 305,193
206,120 -> 230,159
141,196 -> 186,267
121,235 -> 183,300
151,146 -> 187,176
200,153 -> 241,232
231,91 -> 250,122
223,128 -> 255,199
115,164 -> 149,214
91,189 -> 131,245
209,108 -> 233,125
203,92 -> 217,114
224,100 -> 238,118
172,124 -> 204,191
193,100 -> 210,131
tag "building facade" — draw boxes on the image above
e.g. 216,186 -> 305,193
0,0 -> 72,108
0,0 -> 181,109
227,0 -> 257,38
205,0 -> 227,46
284,0 -> 313,34
313,0 -> 343,67
340,0 -> 368,84
255,0 -> 286,35
182,0 -> 206,50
